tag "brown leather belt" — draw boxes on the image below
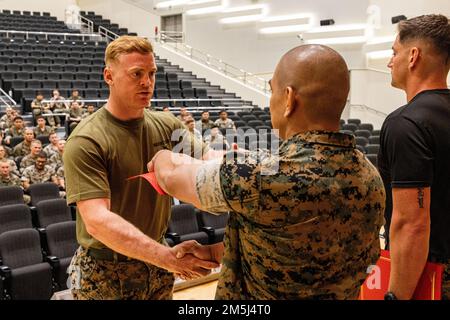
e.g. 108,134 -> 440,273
86,247 -> 131,262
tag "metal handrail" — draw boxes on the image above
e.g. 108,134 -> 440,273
349,103 -> 388,117
0,29 -> 101,41
158,33 -> 270,95
160,31 -> 185,43
98,26 -> 120,43
41,98 -> 251,104
0,87 -> 16,106
79,15 -> 94,34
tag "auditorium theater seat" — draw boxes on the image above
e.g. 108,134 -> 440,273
0,204 -> 32,236
35,198 -> 72,229
197,211 -> 229,244
0,229 -> 54,300
28,183 -> 60,207
44,221 -> 77,290
166,204 -> 210,245
0,187 -> 24,207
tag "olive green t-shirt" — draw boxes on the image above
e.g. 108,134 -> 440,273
64,107 -> 207,249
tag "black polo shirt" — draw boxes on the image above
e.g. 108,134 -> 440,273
378,89 -> 450,260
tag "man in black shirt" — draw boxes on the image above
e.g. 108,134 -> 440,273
378,14 -> 450,300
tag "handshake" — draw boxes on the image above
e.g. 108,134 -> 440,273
168,240 -> 223,280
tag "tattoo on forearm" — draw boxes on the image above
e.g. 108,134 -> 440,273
418,188 -> 424,208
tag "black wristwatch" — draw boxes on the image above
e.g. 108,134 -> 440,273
384,291 -> 398,300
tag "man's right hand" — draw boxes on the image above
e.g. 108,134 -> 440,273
173,240 -> 223,263
160,241 -> 220,280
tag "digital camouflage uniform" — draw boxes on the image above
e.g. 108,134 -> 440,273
69,107 -> 83,132
0,173 -> 21,187
214,118 -> 235,130
56,166 -> 65,190
81,111 -> 95,120
195,119 -> 215,132
69,95 -> 85,107
0,173 -> 31,204
68,247 -> 174,300
7,127 -> 24,138
34,126 -> 53,137
13,141 -> 32,157
43,144 -> 59,158
443,262 -> 450,300
0,145 -> 13,158
204,133 -> 229,150
50,97 -> 68,126
21,164 -> 56,185
0,158 -> 20,176
49,152 -> 63,171
31,99 -> 57,127
0,114 -> 15,130
20,154 -> 38,173
56,166 -> 64,180
196,131 -> 386,300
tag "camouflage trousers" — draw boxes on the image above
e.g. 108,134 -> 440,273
68,246 -> 174,300
441,261 -> 450,300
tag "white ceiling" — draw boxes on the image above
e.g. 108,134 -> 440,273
125,0 -> 370,23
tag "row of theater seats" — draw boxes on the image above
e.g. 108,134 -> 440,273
1,9 -> 247,109
174,108 -> 273,132
80,11 -> 135,36
0,184 -> 77,299
166,204 -> 229,247
339,118 -> 380,166
0,10 -> 73,34
0,33 -> 108,110
0,10 -> 52,16
0,184 -> 228,299
81,10 -> 248,107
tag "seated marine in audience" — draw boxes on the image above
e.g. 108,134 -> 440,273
33,115 -> 53,137
0,107 -> 16,130
195,111 -> 215,132
55,165 -> 65,191
31,92 -> 55,126
185,116 -> 202,141
13,128 -> 35,157
49,139 -> 65,171
0,159 -> 30,204
204,125 -> 229,150
0,132 -> 13,157
43,132 -> 60,158
0,145 -> 19,176
69,89 -> 85,108
214,110 -> 236,131
49,89 -> 68,127
177,107 -> 191,123
19,139 -> 43,173
4,116 -> 25,145
81,104 -> 96,119
21,152 -> 58,191
69,101 -> 83,133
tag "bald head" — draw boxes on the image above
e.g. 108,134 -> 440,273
273,45 -> 349,124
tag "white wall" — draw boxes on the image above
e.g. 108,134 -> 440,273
370,0 -> 450,36
0,0 -> 75,21
367,0 -> 450,71
349,69 -> 407,128
154,41 -> 270,108
184,0 -> 370,75
5,0 -> 445,123
76,0 -> 160,40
